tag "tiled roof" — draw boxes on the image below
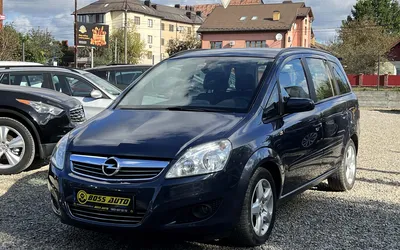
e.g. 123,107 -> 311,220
198,2 -> 307,33
152,4 -> 204,25
75,0 -> 162,17
297,7 -> 314,20
76,0 -> 204,25
184,0 -> 262,17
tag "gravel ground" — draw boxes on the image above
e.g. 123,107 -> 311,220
0,109 -> 399,250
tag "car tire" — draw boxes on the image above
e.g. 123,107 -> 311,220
229,168 -> 277,247
328,139 -> 357,191
0,117 -> 35,175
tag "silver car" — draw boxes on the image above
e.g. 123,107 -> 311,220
0,67 -> 121,119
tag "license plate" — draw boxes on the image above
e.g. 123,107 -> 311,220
76,190 -> 131,207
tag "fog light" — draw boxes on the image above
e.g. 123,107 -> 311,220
192,204 -> 213,219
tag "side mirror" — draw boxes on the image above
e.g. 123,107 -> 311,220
90,89 -> 103,99
285,98 -> 315,114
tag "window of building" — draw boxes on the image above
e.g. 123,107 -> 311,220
240,16 -> 247,21
147,51 -> 153,60
134,16 -> 140,26
306,58 -> 335,101
187,27 -> 192,34
251,16 -> 258,20
169,24 -> 174,32
178,26 -> 184,33
279,59 -> 310,100
210,41 -> 222,49
161,38 -> 165,46
78,14 -> 105,23
148,35 -> 153,44
148,19 -> 153,28
304,39 -> 307,47
161,23 -> 165,30
246,41 -> 267,48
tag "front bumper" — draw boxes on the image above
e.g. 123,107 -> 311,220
48,163 -> 243,237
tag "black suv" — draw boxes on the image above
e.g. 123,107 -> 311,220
48,48 -> 360,246
86,64 -> 152,90
0,85 -> 84,174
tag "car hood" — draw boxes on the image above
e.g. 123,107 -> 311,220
0,85 -> 80,108
69,109 -> 245,159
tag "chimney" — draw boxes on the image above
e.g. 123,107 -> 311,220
190,6 -> 194,11
144,0 -> 151,7
186,11 -> 196,21
196,11 -> 202,17
151,4 -> 157,9
175,4 -> 180,9
273,11 -> 281,21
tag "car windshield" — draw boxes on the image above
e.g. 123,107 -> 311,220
81,71 -> 121,96
117,57 -> 273,113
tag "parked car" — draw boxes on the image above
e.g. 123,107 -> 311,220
48,48 -> 360,246
86,64 -> 152,90
0,67 -> 121,119
0,84 -> 84,175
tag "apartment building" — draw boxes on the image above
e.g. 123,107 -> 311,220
76,0 -> 204,64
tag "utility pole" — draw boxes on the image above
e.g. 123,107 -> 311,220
74,0 -> 78,68
22,41 -> 25,62
115,37 -> 118,63
377,55 -> 381,90
124,0 -> 128,64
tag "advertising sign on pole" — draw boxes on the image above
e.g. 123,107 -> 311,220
77,22 -> 109,48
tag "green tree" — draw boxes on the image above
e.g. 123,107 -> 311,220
166,34 -> 201,56
0,24 -> 22,61
329,18 -> 397,74
24,28 -> 63,64
345,0 -> 400,34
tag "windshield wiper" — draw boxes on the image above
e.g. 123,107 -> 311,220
165,106 -> 229,113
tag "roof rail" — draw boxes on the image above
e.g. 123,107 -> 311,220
0,65 -> 81,72
276,46 -> 336,58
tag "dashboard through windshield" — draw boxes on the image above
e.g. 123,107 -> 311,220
117,57 -> 274,113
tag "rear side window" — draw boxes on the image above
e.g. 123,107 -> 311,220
116,70 -> 145,86
306,58 -> 335,102
9,74 -> 45,88
330,62 -> 351,95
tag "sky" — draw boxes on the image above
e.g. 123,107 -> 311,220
3,0 -> 357,44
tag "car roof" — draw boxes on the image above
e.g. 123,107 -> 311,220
0,66 -> 83,74
170,47 -> 337,60
0,61 -> 43,66
87,64 -> 153,71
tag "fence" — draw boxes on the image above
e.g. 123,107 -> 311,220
347,74 -> 400,87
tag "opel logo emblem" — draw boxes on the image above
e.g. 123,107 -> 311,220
102,157 -> 120,176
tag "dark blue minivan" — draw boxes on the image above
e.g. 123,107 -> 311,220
48,48 -> 360,246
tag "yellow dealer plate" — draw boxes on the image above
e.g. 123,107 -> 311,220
76,190 -> 131,207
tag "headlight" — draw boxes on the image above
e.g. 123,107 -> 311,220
166,140 -> 232,179
50,134 -> 69,170
17,99 -> 63,116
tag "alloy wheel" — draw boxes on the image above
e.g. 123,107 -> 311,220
251,179 -> 274,237
345,145 -> 356,184
0,126 -> 26,169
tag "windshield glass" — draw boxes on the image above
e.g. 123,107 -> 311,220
81,71 -> 121,96
118,57 -> 273,112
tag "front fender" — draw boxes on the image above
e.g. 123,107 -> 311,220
238,147 -> 285,200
